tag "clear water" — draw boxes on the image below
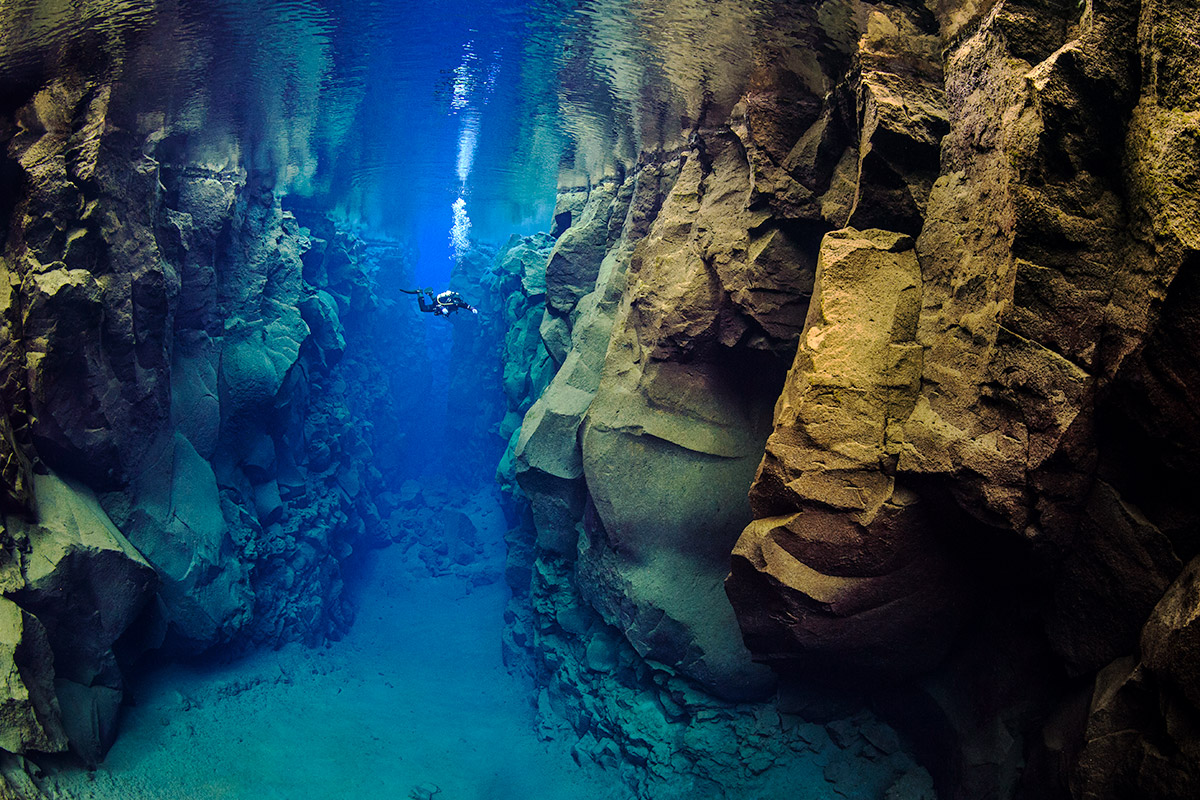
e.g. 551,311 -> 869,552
4,2 -> 932,798
43,491 -> 628,800
2,0 -> 799,283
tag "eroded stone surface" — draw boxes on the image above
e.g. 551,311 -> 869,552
0,597 -> 65,756
4,472 -> 155,763
728,227 -> 966,679
501,1 -> 1200,797
0,66 -> 395,771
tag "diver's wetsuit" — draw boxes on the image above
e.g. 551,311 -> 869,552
410,288 -> 478,317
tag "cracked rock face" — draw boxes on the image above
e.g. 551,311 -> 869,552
719,0 -> 1200,796
4,472 -> 157,764
0,596 -> 66,756
0,0 -> 1198,797
727,228 -> 968,680
6,76 -> 174,491
0,56 -> 394,775
499,1 -> 1200,797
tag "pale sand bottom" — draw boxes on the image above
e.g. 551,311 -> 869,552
44,490 -> 625,800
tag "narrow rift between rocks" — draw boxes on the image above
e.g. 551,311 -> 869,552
0,1 -> 1199,799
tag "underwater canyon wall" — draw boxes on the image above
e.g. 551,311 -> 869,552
0,69 -> 397,778
0,1 -> 1197,799
493,181 -> 933,798
499,1 -> 1200,798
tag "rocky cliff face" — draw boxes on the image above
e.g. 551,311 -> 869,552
0,71 -> 393,772
493,177 -> 932,797
0,1 -> 1198,799
733,0 -> 1200,796
499,1 -> 1200,798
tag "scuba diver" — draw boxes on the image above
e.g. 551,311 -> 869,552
401,287 -> 478,317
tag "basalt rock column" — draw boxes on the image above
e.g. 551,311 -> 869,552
728,228 -> 967,679
726,0 -> 1200,797
501,172 -> 931,798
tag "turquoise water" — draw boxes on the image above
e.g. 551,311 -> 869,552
44,490 -> 628,800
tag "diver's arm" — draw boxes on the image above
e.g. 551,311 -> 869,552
446,294 -> 477,314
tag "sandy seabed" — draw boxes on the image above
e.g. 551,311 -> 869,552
44,490 -> 625,800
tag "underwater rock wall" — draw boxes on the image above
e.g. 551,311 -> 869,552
496,161 -> 934,796
731,1 -> 1200,797
502,1 -> 1200,799
0,71 -> 391,771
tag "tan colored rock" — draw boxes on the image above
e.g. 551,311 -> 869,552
514,273 -> 622,555
517,150 -> 798,699
893,0 -> 1155,537
728,67 -> 822,220
578,396 -> 778,700
728,228 -> 965,678
631,132 -> 814,358
844,7 -> 948,234
513,176 -> 649,550
569,167 -> 798,699
545,181 -> 624,316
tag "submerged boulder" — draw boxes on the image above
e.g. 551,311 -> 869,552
219,316 -> 308,416
4,472 -> 156,763
107,432 -> 252,650
298,290 -> 346,366
7,473 -> 157,687
0,597 -> 66,755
